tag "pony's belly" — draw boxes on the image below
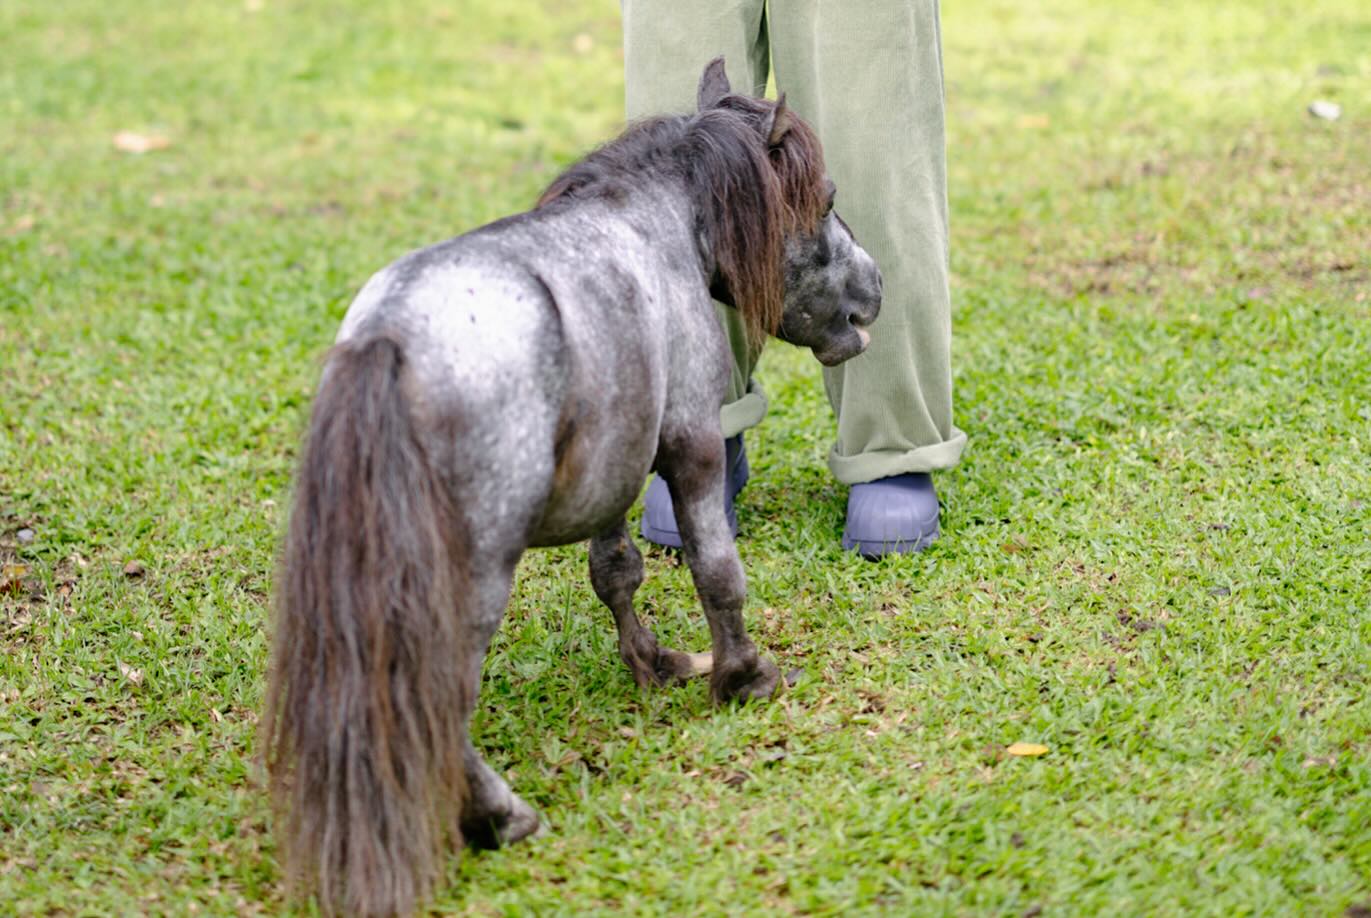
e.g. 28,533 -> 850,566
527,508 -> 628,547
527,450 -> 653,547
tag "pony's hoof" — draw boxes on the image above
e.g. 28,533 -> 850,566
711,655 -> 780,704
463,794 -> 540,850
622,634 -> 707,687
652,647 -> 711,684
500,795 -> 542,846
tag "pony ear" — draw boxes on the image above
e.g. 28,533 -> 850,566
762,93 -> 796,147
697,56 -> 732,110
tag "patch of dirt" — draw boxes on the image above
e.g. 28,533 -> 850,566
1027,238 -> 1169,299
1026,129 -> 1370,301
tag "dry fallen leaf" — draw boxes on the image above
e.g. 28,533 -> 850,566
0,564 -> 28,596
1007,742 -> 1050,757
572,33 -> 593,54
123,560 -> 145,578
119,662 -> 144,687
112,131 -> 171,154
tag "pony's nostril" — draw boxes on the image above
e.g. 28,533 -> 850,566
846,308 -> 872,329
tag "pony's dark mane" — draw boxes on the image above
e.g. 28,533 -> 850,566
537,94 -> 827,345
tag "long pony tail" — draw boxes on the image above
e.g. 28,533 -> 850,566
261,335 -> 472,917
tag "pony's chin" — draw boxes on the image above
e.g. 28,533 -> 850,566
813,329 -> 870,366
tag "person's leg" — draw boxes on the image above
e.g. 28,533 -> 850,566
769,0 -> 967,554
623,0 -> 771,437
623,0 -> 769,547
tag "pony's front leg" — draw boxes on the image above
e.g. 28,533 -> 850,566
589,520 -> 711,687
658,439 -> 780,704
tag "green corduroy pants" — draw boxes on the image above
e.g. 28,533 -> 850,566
623,0 -> 967,484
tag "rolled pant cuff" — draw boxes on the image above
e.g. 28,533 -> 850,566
827,427 -> 968,486
720,380 -> 769,438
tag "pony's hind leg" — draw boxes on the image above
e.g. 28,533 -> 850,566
460,738 -> 540,849
656,435 -> 780,704
457,563 -> 541,850
589,520 -> 710,686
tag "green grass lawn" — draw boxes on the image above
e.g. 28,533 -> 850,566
2,0 -> 1368,913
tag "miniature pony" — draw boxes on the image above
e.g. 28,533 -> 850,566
261,58 -> 881,916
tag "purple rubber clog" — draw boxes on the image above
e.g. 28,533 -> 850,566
841,472 -> 940,558
640,435 -> 749,548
